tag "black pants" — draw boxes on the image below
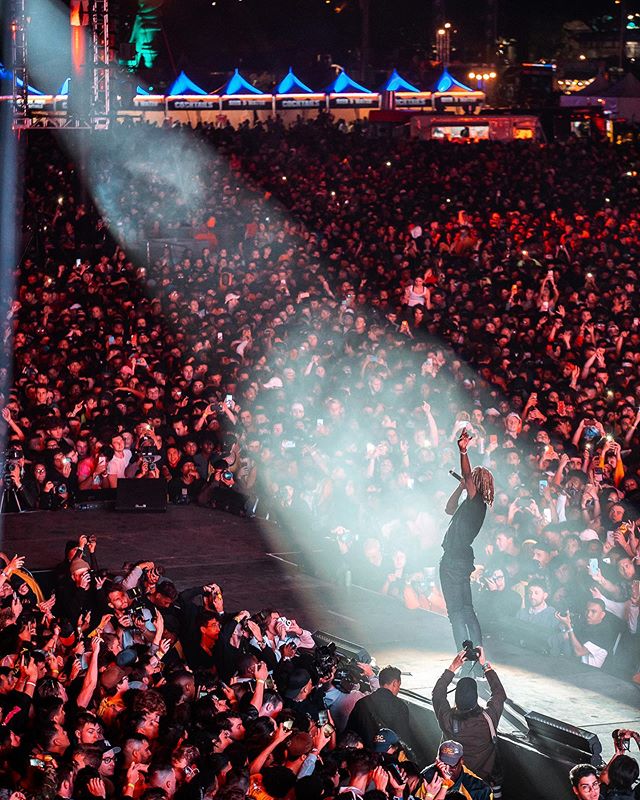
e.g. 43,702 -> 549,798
439,557 -> 482,650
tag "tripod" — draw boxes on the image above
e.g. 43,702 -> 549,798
0,481 -> 24,513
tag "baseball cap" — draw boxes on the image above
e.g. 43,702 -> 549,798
438,740 -> 463,766
283,668 -> 311,699
100,664 -> 130,691
372,728 -> 400,752
95,739 -> 121,756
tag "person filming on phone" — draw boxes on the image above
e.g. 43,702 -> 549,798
440,429 -> 494,649
555,599 -> 620,669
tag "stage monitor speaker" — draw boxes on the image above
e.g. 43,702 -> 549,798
312,630 -> 371,664
115,479 -> 167,513
525,711 -> 603,766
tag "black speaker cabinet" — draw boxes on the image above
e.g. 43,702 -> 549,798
115,478 -> 167,512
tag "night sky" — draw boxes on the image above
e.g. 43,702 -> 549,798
26,0 -> 632,91
156,0 -> 632,79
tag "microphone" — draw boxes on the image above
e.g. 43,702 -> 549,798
449,469 -> 463,482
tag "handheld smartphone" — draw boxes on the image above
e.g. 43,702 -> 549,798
30,757 -> 46,769
316,418 -> 324,429
76,258 -> 82,267
322,722 -> 335,737
225,394 -> 233,408
589,558 -> 599,577
538,479 -> 548,496
318,710 -> 329,726
386,763 -> 405,783
370,355 -> 378,363
283,719 -> 294,731
594,467 -> 604,482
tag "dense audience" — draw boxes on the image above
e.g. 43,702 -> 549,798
0,539 -> 459,799
0,537 -> 636,799
3,116 -> 640,689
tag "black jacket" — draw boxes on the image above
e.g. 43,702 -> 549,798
346,686 -> 413,748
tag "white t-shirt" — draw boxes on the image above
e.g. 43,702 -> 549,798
107,449 -> 132,480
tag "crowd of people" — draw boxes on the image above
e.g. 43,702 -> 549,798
3,115 -> 640,691
0,538 -> 494,799
0,537 -> 636,800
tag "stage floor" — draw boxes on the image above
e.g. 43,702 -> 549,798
3,505 -> 637,761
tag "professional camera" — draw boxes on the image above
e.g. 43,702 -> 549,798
613,729 -> 633,752
127,585 -> 147,619
332,528 -> 359,547
138,435 -> 159,466
332,657 -> 375,693
314,643 -> 340,680
2,446 -> 22,489
462,639 -> 480,662
241,609 -> 268,634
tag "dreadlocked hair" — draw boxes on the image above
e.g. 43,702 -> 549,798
472,466 -> 494,506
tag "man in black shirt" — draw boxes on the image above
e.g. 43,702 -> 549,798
440,430 -> 494,649
346,666 -> 413,748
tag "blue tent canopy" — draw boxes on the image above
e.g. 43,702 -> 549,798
222,68 -> 262,95
433,68 -> 473,93
326,70 -> 372,94
58,77 -> 70,95
0,63 -> 44,95
276,68 -> 315,94
136,85 -> 151,95
381,69 -> 420,93
167,71 -> 207,96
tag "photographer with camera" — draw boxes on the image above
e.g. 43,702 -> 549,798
125,427 -> 162,480
597,730 -> 640,800
0,445 -> 36,512
323,657 -> 379,734
432,646 -> 506,798
197,459 -> 247,516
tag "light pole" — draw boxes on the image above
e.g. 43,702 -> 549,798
437,21 -> 452,66
615,0 -> 625,70
359,0 -> 370,83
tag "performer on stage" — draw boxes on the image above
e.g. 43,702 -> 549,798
440,429 -> 494,649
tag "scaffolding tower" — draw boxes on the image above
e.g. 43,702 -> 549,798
9,0 -> 112,130
10,0 -> 30,130
90,0 -> 111,129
